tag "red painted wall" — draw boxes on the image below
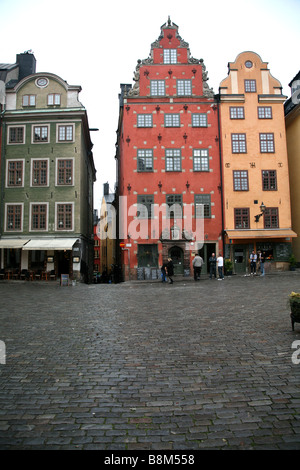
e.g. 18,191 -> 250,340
117,22 -> 223,279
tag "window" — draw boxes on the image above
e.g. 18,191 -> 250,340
137,150 -> 153,172
6,204 -> 22,231
264,208 -> 279,228
244,80 -> 256,92
195,194 -> 211,218
166,194 -> 182,218
57,203 -> 73,230
48,94 -> 61,105
137,114 -> 152,127
31,204 -> 47,231
233,170 -> 248,191
260,133 -> 275,153
138,244 -> 158,268
150,80 -> 165,96
192,113 -> 207,127
230,107 -> 245,119
193,149 -> 209,171
177,80 -> 192,96
165,149 -> 181,171
137,195 -> 154,219
163,49 -> 177,64
262,170 -> 277,190
165,114 -> 180,127
7,160 -> 23,186
232,134 -> 247,153
57,159 -> 73,185
33,125 -> 49,143
8,126 -> 25,144
58,125 -> 73,142
258,107 -> 272,119
22,95 -> 36,106
32,160 -> 48,186
234,208 -> 250,229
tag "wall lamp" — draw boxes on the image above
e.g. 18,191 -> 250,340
254,202 -> 266,222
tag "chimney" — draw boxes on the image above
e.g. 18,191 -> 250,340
103,182 -> 109,196
17,52 -> 36,81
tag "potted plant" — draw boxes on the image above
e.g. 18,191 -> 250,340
289,254 -> 297,271
224,259 -> 233,275
289,292 -> 300,330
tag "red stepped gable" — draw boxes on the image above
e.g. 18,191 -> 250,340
115,18 -> 223,280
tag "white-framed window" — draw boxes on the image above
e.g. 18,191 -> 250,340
150,80 -> 165,96
31,158 -> 49,187
230,107 -> 245,119
6,159 -> 25,187
5,203 -> 24,232
55,158 -> 74,185
163,49 -> 177,64
48,93 -> 61,105
56,123 -> 74,142
22,95 -> 36,106
55,202 -> 74,231
7,125 -> 25,144
29,202 -> 49,231
32,124 -> 50,143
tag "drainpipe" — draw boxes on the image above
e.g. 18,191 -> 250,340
216,95 -> 225,258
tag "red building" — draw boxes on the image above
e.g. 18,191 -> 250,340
115,18 -> 223,280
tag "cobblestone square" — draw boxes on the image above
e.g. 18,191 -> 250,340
0,273 -> 299,450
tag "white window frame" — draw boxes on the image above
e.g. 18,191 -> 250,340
30,158 -> 50,187
163,49 -> 177,64
6,159 -> 25,188
4,202 -> 24,232
31,124 -> 50,144
55,202 -> 74,232
7,125 -> 26,145
55,157 -> 75,186
56,123 -> 75,143
29,202 -> 49,232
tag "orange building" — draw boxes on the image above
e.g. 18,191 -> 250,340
219,52 -> 296,274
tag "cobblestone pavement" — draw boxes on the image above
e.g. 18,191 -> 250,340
0,272 -> 300,450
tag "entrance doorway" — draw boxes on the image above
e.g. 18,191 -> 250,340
57,250 -> 71,276
198,243 -> 216,275
234,247 -> 247,273
168,246 -> 184,275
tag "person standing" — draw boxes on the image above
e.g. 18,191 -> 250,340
209,253 -> 217,279
166,258 -> 174,284
217,253 -> 224,280
192,253 -> 204,281
250,250 -> 257,275
260,251 -> 266,277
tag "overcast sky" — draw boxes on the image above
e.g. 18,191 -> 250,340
1,0 -> 300,209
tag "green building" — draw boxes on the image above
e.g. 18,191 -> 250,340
0,54 -> 96,282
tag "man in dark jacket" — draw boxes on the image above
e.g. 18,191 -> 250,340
209,253 -> 217,279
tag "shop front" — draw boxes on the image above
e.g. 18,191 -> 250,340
225,229 -> 297,274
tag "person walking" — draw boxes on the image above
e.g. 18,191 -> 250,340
166,258 -> 174,284
250,250 -> 257,275
260,251 -> 266,277
209,253 -> 217,279
217,253 -> 224,280
192,253 -> 204,281
161,262 -> 167,282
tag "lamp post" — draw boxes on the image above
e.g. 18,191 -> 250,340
254,202 -> 266,223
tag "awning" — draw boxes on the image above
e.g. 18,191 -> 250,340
0,239 -> 30,249
225,229 -> 297,239
22,238 -> 79,250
